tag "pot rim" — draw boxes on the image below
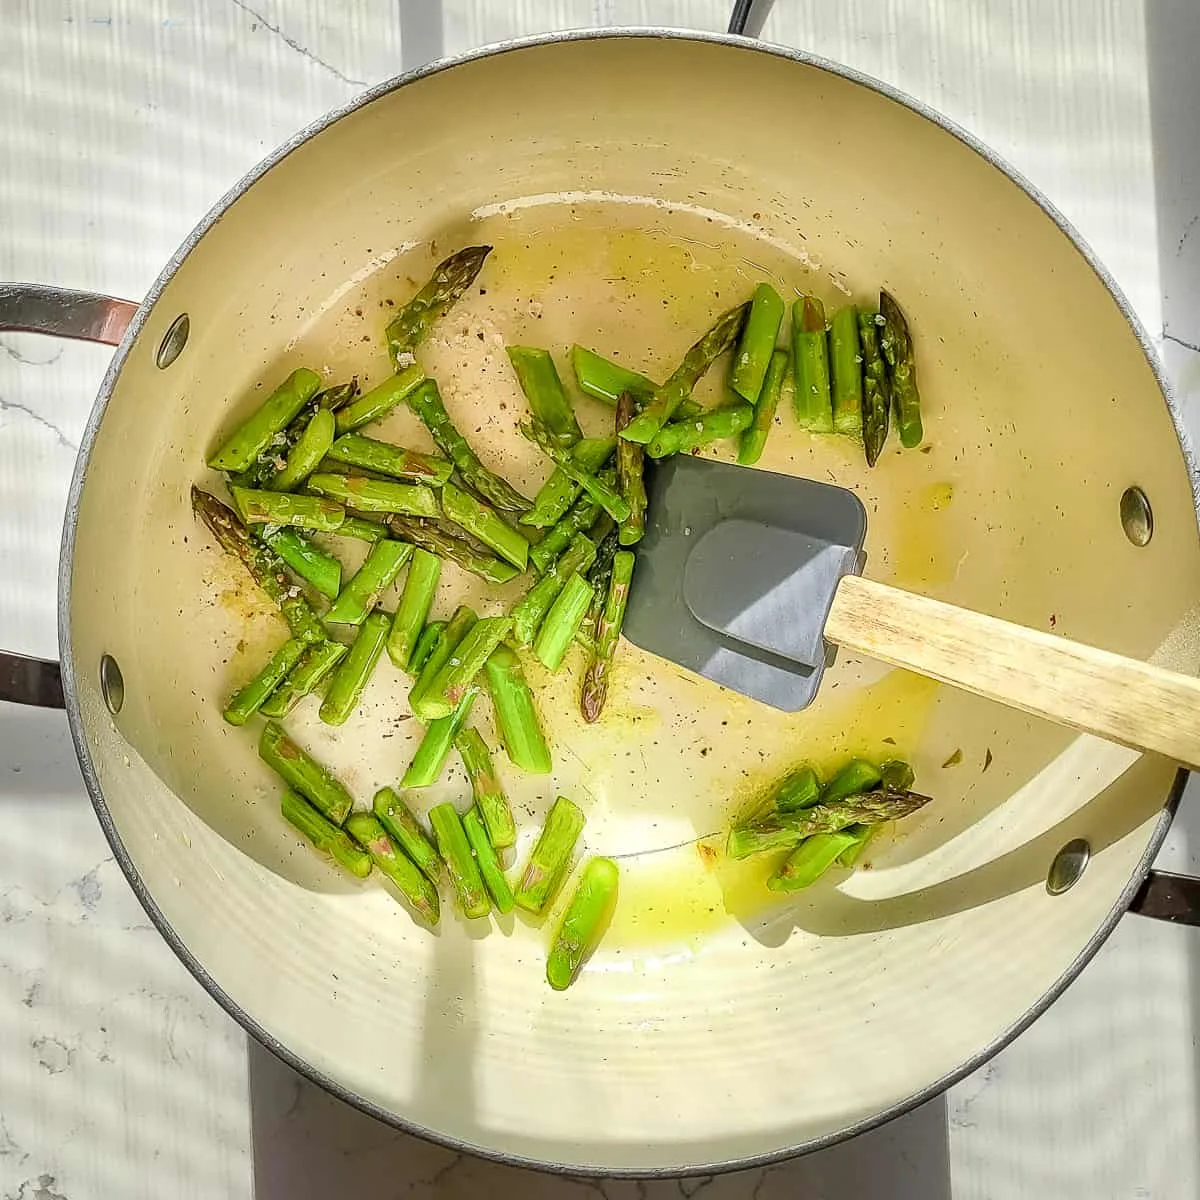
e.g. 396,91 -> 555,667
56,26 -> 1194,1179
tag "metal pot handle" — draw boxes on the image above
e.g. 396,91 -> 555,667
0,283 -> 137,708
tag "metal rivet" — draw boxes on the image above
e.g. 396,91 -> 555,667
99,654 -> 124,715
156,313 -> 189,369
1120,486 -> 1153,547
1046,837 -> 1090,895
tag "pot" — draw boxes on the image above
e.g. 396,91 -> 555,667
3,30 -> 1200,1177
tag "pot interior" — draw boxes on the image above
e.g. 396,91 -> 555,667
66,34 -> 1200,1171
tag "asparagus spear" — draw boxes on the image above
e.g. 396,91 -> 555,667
768,831 -> 861,893
191,488 -> 324,644
372,787 -> 442,883
645,403 -> 754,460
880,760 -> 916,792
388,516 -> 521,585
521,422 -> 629,522
386,548 -> 441,669
345,812 -> 440,924
267,407 -> 336,493
314,380 -> 359,411
621,302 -> 750,444
223,637 -> 307,726
571,346 -> 656,405
334,364 -> 427,434
515,796 -> 586,914
823,758 -> 883,803
857,310 -> 891,467
726,789 -> 930,860
260,639 -> 347,719
230,486 -> 345,532
520,436 -> 615,529
546,857 -> 618,991
534,573 -> 594,671
385,246 -> 492,368
527,477 -> 607,575
506,346 -> 583,444
484,647 -> 552,775
462,805 -> 515,915
325,540 -> 411,626
208,368 -> 323,472
335,515 -> 390,544
879,290 -> 923,448
319,610 -> 391,725
829,304 -> 863,437
407,619 -> 445,677
257,526 -> 342,599
407,379 -> 531,514
420,616 -> 513,719
454,727 -> 516,849
281,788 -> 371,878
738,347 -> 788,466
731,283 -> 785,403
580,549 -> 633,723
428,801 -> 490,919
792,296 -> 833,431
325,433 -> 453,485
402,689 -> 479,787
409,605 -> 476,716
836,823 -> 879,868
773,765 -> 821,812
306,473 -> 440,518
615,392 -> 647,545
510,533 -> 597,646
259,722 -> 353,824
440,482 -> 530,570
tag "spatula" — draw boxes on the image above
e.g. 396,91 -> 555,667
622,455 -> 1200,769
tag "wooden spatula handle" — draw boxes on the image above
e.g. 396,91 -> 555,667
826,573 -> 1200,769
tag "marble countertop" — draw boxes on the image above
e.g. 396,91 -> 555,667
3,3 -> 1200,1197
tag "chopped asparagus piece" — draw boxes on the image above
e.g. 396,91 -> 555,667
208,368 -> 322,472
334,364 -> 427,434
454,728 -> 516,849
260,639 -> 347,718
386,246 -> 492,368
419,616 -> 513,719
407,619 -> 445,677
409,605 -> 476,716
325,539 -> 411,626
823,758 -> 883,803
257,526 -> 342,600
345,812 -> 439,924
440,482 -> 530,570
307,473 -> 440,518
281,788 -> 371,878
580,550 -> 634,723
534,573 -> 594,671
484,646 -> 552,775
372,787 -> 441,883
829,304 -> 863,437
388,516 -> 521,585
547,857 -> 618,991
230,486 -> 346,532
773,765 -> 822,813
510,533 -> 596,646
520,435 -> 616,529
325,433 -> 453,485
260,722 -> 353,824
428,801 -> 490,919
515,796 -> 586,915
615,392 -> 646,545
792,296 -> 833,432
879,290 -> 923,448
223,637 -> 306,726
768,831 -> 861,892
731,282 -> 785,403
267,406 -> 336,493
402,688 -> 478,787
520,421 -> 630,523
507,346 -> 582,444
857,309 -> 891,467
319,610 -> 391,725
738,347 -> 788,466
571,345 -> 656,405
335,515 -> 390,543
527,476 -> 607,575
645,403 -> 754,459
386,548 -> 441,669
836,823 -> 879,868
463,806 -> 515,915
879,760 -> 916,793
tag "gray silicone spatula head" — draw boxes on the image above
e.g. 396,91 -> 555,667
621,455 -> 867,711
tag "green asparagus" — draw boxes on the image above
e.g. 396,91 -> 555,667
829,304 -> 863,437
385,246 -> 492,368
319,610 -> 391,725
879,759 -> 916,793
484,646 -> 552,775
325,433 -> 453,485
768,831 -> 861,892
731,282 -> 785,403
372,787 -> 441,883
580,549 -> 633,723
738,347 -> 788,466
772,765 -> 821,813
440,482 -> 530,570
223,637 -> 306,726
345,812 -> 440,924
208,368 -> 323,472
823,758 -> 883,803
409,605 -> 476,716
510,533 -> 596,646
407,619 -> 445,677
571,345 -> 656,405
515,796 -> 586,914
646,403 -> 754,460
407,379 -> 531,514
325,539 -> 412,626
335,515 -> 390,543
527,477 -> 607,575
268,407 -> 336,492
506,346 -> 583,444
534,573 -> 594,671
792,296 -> 833,432
388,517 -> 521,585
281,788 -> 371,878
191,488 -> 324,644
520,436 -> 616,529
879,290 -> 923,448
334,364 -> 426,434
419,616 -> 513,719
615,392 -> 646,545
386,548 -> 441,669
521,421 -> 630,523
857,310 -> 891,467
546,857 -> 618,991
726,789 -> 930,860
259,722 -> 353,824
836,823 -> 879,868
462,805 -> 515,915
306,473 -> 440,518
620,303 -> 749,444
428,801 -> 490,919
454,727 -> 516,849
230,486 -> 345,532
257,526 -> 342,599
402,688 -> 478,788
259,639 -> 347,718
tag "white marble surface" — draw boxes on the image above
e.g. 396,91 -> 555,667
2,2 -> 1200,1198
